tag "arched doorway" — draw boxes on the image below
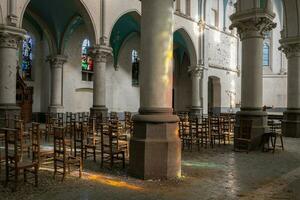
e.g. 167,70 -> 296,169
208,76 -> 221,115
173,28 -> 197,113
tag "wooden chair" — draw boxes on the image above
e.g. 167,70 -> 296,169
13,119 -> 31,159
220,115 -> 232,144
100,123 -> 125,169
2,128 -> 38,191
85,117 -> 98,161
234,119 -> 252,153
266,120 -> 284,153
53,127 -> 82,181
124,112 -> 133,136
73,122 -> 86,162
181,115 -> 191,151
210,116 -> 225,147
31,123 -> 54,168
198,117 -> 211,148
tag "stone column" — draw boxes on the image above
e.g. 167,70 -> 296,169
188,65 -> 203,118
130,0 -> 181,179
230,14 -> 276,149
89,45 -> 112,117
0,25 -> 26,117
47,55 -> 67,113
280,39 -> 300,138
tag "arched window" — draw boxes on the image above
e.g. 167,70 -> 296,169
263,32 -> 271,67
263,42 -> 270,67
81,39 -> 93,81
22,35 -> 33,80
132,50 -> 139,87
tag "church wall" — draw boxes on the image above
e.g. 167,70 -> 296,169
202,26 -> 241,114
63,23 -> 93,113
22,20 -> 51,113
106,34 -> 140,113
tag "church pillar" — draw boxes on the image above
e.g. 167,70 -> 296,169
280,39 -> 300,138
130,0 -> 181,179
0,25 -> 26,117
188,65 -> 203,118
47,55 -> 67,113
230,15 -> 276,149
89,45 -> 112,117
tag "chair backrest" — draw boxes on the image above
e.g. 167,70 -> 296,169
4,128 -> 21,168
53,127 -> 67,159
31,123 -> 40,162
238,120 -> 252,139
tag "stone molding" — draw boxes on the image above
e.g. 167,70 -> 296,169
188,65 -> 203,78
47,55 -> 68,68
279,37 -> 300,58
0,25 -> 26,49
230,10 -> 276,40
89,44 -> 113,63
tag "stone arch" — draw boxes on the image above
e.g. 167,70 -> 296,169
109,11 -> 141,68
208,76 -> 221,115
22,9 -> 57,55
20,0 -> 97,55
173,28 -> 197,66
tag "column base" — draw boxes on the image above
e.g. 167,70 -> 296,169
48,106 -> 64,113
189,106 -> 203,119
234,109 -> 268,151
129,109 -> 181,179
90,106 -> 108,119
282,110 -> 300,138
0,104 -> 20,118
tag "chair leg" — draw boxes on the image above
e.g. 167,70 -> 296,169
35,165 -> 38,187
24,169 -> 27,183
122,152 -> 125,169
79,160 -> 82,178
93,147 -> 96,162
273,136 -> 277,153
280,135 -> 284,150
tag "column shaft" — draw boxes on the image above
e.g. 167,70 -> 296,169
48,55 -> 67,113
280,41 -> 300,137
130,0 -> 181,180
0,26 -> 26,117
89,45 -> 112,117
230,13 -> 276,150
140,0 -> 174,109
188,65 -> 203,118
241,33 -> 263,109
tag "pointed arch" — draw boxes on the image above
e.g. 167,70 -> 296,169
173,28 -> 198,66
109,11 -> 141,67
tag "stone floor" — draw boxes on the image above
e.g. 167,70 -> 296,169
1,137 -> 300,200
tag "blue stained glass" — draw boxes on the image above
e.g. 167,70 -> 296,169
22,35 -> 33,80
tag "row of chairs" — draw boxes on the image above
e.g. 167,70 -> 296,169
179,114 -> 235,151
0,112 -> 134,191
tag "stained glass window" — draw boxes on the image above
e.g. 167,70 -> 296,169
132,50 -> 139,86
22,35 -> 33,80
263,32 -> 271,67
263,42 -> 270,66
81,39 -> 93,71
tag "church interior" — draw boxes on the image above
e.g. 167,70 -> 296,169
0,0 -> 300,199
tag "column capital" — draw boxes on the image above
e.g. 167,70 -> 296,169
230,11 -> 276,40
89,44 -> 113,63
279,37 -> 300,58
47,55 -> 67,68
188,65 -> 203,78
0,25 -> 26,49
